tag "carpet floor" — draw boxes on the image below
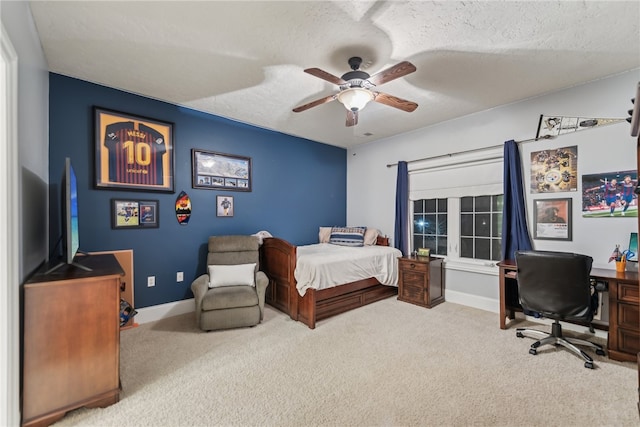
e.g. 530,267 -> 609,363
53,298 -> 638,426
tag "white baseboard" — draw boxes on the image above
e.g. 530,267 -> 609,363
445,289 -> 499,313
134,298 -> 195,324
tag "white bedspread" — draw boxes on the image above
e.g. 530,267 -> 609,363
294,243 -> 402,296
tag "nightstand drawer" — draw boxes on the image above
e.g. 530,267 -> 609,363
400,260 -> 428,273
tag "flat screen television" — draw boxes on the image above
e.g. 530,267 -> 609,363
47,158 -> 91,273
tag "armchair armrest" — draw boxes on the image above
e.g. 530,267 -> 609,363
256,271 -> 269,320
191,274 -> 210,321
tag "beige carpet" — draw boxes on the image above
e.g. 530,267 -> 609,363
54,299 -> 638,426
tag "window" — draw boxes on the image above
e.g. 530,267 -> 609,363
460,195 -> 503,261
411,194 -> 503,261
413,198 -> 447,256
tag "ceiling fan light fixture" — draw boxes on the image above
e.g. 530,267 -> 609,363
337,88 -> 374,112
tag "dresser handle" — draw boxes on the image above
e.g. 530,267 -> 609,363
410,263 -> 416,268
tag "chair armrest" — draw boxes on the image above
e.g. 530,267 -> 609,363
256,271 -> 269,320
191,274 -> 210,319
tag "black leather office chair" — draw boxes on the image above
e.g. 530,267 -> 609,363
514,250 -> 605,369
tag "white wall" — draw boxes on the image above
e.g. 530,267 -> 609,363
1,1 -> 49,279
347,69 -> 640,306
1,2 -> 49,426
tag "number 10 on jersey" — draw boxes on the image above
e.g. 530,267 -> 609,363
94,107 -> 175,193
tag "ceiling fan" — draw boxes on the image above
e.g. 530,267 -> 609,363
293,56 -> 418,127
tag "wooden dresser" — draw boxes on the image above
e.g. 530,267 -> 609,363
22,254 -> 124,427
397,256 -> 444,308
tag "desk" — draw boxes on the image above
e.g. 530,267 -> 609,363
497,259 -> 639,362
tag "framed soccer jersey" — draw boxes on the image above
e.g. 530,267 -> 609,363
95,107 -> 175,192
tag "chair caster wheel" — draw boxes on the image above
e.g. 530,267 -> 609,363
529,348 -> 537,355
584,361 -> 594,369
596,349 -> 605,356
516,331 -> 524,338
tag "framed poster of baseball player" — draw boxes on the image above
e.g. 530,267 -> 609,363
217,196 -> 234,217
192,149 -> 252,192
95,107 -> 175,192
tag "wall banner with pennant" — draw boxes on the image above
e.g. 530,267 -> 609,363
536,115 -> 627,139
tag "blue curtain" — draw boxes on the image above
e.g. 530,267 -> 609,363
501,140 -> 532,260
394,161 -> 408,256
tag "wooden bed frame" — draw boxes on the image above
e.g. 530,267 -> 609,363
259,236 -> 398,329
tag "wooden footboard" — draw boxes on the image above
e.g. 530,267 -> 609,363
260,236 -> 398,329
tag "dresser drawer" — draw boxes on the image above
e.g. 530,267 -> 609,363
617,282 -> 639,304
617,328 -> 640,355
618,302 -> 640,329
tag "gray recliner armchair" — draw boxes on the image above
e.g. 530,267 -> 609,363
191,235 -> 269,331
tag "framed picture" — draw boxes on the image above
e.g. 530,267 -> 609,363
530,146 -> 578,193
216,195 -> 234,217
533,198 -> 572,241
95,107 -> 175,192
581,170 -> 638,217
111,199 -> 159,229
192,149 -> 251,192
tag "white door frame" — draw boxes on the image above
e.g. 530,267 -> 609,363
1,23 -> 21,426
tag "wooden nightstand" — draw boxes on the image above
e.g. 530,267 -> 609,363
398,256 -> 444,308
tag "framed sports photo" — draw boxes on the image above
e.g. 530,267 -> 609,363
95,107 -> 175,192
192,149 -> 251,192
216,195 -> 234,217
111,199 -> 159,229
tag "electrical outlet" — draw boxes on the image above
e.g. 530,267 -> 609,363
147,276 -> 155,287
176,272 -> 184,282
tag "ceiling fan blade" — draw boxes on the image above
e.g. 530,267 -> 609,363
373,92 -> 418,112
367,61 -> 416,86
292,94 -> 337,113
304,68 -> 346,85
346,110 -> 358,127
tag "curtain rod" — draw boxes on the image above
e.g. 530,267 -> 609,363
385,135 -> 554,168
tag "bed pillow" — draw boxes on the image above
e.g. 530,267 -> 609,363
329,226 -> 366,247
364,228 -> 381,245
208,263 -> 256,288
319,226 -> 332,243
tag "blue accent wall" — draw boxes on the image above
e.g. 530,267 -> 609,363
48,73 -> 346,308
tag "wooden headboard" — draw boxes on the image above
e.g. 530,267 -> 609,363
375,235 -> 390,246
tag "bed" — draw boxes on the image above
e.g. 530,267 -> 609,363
260,232 -> 401,329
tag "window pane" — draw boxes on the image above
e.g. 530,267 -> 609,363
492,213 -> 502,237
475,214 -> 491,237
424,236 -> 437,252
437,236 -> 448,255
425,199 -> 436,213
492,239 -> 502,261
424,214 -> 437,234
492,195 -> 503,212
437,198 -> 447,213
413,235 -> 423,252
461,213 -> 473,236
475,196 -> 491,212
413,215 -> 425,234
413,200 -> 424,214
461,197 -> 473,212
475,238 -> 490,260
437,214 -> 448,236
461,237 -> 473,258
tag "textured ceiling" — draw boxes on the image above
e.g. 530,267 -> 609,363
29,1 -> 640,148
